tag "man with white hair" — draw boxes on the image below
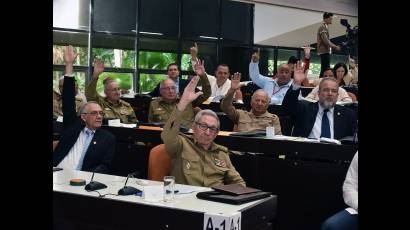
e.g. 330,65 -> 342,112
161,76 -> 245,187
221,72 -> 282,133
282,63 -> 356,139
53,46 -> 115,173
85,60 -> 137,124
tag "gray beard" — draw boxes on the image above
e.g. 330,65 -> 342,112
319,100 -> 336,109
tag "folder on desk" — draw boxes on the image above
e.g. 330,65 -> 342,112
196,184 -> 271,205
196,190 -> 271,205
212,184 -> 261,195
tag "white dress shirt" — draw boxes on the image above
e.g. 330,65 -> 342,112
343,152 -> 358,213
249,62 -> 292,105
57,127 -> 94,170
308,103 -> 334,139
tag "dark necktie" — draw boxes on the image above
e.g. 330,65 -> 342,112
321,109 -> 331,138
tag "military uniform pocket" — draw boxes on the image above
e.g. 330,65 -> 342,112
181,156 -> 199,175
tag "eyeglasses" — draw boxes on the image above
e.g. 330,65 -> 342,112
195,122 -> 219,133
83,111 -> 105,116
160,86 -> 177,92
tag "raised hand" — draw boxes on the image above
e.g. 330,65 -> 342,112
303,45 -> 312,59
64,45 -> 78,65
178,76 -> 203,111
64,45 -> 77,75
194,59 -> 206,76
93,59 -> 105,79
251,48 -> 260,63
230,72 -> 242,90
190,42 -> 198,60
293,61 -> 306,85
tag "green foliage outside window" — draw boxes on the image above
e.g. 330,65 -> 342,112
138,51 -> 177,70
53,71 -> 86,94
93,48 -> 135,68
96,72 -> 133,94
139,74 -> 167,93
268,60 -> 274,75
53,45 -> 88,66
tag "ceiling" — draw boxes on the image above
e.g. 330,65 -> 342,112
232,0 -> 358,47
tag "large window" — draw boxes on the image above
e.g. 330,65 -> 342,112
53,71 -> 87,95
96,72 -> 134,94
139,74 -> 167,94
138,51 -> 177,70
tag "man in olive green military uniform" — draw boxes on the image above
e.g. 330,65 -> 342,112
149,59 -> 211,128
53,78 -> 84,119
221,73 -> 282,134
85,60 -> 138,124
161,76 -> 245,187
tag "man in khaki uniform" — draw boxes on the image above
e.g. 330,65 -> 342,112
221,73 -> 282,134
53,78 -> 84,119
149,60 -> 211,128
161,76 -> 245,188
85,60 -> 138,124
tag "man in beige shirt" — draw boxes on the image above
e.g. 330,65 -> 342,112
221,73 -> 282,134
148,60 -> 211,128
317,12 -> 341,77
85,60 -> 138,124
161,76 -> 245,188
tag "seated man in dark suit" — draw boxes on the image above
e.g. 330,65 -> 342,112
53,46 -> 116,174
282,63 -> 357,140
149,63 -> 190,97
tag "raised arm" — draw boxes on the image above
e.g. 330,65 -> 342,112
62,45 -> 78,128
282,62 -> 306,116
249,48 -> 272,88
85,59 -> 104,101
161,76 -> 203,157
221,72 -> 242,123
192,59 -> 211,106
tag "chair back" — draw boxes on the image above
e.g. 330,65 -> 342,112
147,144 -> 172,181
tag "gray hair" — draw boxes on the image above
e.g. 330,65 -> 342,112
159,78 -> 176,88
251,89 -> 271,104
104,78 -> 118,91
319,77 -> 339,91
78,101 -> 100,116
194,109 -> 220,129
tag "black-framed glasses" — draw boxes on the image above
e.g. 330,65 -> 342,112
195,122 -> 219,133
83,111 -> 105,116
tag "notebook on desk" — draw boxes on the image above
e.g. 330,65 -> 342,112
196,184 -> 270,205
212,184 -> 261,195
196,190 -> 271,205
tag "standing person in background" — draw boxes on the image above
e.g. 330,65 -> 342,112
317,12 -> 341,77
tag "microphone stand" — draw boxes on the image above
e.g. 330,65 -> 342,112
85,172 -> 107,191
118,173 -> 142,196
